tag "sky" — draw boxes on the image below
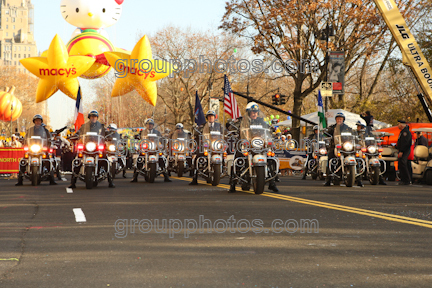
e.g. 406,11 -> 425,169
33,0 -> 227,127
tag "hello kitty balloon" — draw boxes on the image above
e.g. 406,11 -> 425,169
60,0 -> 124,40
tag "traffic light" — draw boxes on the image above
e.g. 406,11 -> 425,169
280,94 -> 286,105
272,93 -> 281,105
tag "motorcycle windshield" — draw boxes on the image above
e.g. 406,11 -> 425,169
142,135 -> 160,152
80,133 -> 104,152
203,131 -> 224,152
27,136 -> 47,153
364,136 -> 377,147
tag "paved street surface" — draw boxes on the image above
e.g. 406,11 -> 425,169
1,172 -> 432,287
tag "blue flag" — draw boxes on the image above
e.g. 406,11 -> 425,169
318,90 -> 327,129
194,91 -> 206,126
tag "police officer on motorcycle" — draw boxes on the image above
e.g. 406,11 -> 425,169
228,103 -> 279,193
302,125 -> 319,180
131,118 -> 171,183
69,110 -> 115,188
16,114 -> 57,186
108,123 -> 127,178
324,112 -> 355,186
189,110 -> 223,185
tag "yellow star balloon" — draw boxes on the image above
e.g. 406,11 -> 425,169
20,34 -> 96,103
104,35 -> 174,106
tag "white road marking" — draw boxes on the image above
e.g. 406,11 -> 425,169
66,188 -> 73,193
61,178 -> 67,182
73,208 -> 86,222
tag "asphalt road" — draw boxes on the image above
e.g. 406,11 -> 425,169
1,172 -> 432,287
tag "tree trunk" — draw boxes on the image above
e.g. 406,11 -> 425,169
291,92 -> 303,142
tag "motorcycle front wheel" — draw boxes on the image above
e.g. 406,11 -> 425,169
85,166 -> 94,189
31,166 -> 38,186
345,165 -> 355,187
253,166 -> 265,194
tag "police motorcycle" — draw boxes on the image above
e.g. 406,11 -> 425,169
169,123 -> 192,177
69,110 -> 115,189
304,138 -> 329,180
303,126 -> 329,180
105,124 -> 128,179
328,128 -> 359,187
192,122 -> 224,186
359,134 -> 385,185
131,119 -> 171,183
17,115 -> 57,186
50,126 -> 68,180
227,103 -> 279,194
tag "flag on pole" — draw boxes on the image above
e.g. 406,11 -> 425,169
74,86 -> 85,131
194,91 -> 206,126
318,90 -> 327,129
223,75 -> 241,120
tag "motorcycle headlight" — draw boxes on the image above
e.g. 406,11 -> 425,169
86,142 -> 96,152
211,140 -> 223,151
108,144 -> 116,152
343,142 -> 353,152
319,148 -> 327,155
30,144 -> 41,153
251,137 -> 264,149
367,146 -> 377,154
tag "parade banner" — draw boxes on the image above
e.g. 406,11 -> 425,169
374,0 -> 432,104
328,51 -> 345,95
275,149 -> 307,170
0,148 -> 24,174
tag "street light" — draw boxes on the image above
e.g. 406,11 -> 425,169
320,22 -> 335,118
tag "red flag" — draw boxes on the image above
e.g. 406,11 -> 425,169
74,87 -> 85,131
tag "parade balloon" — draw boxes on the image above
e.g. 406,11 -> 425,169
105,35 -> 174,106
276,115 -> 280,119
20,35 -> 96,103
67,31 -> 115,79
60,0 -> 124,40
270,115 -> 275,119
0,87 -> 23,122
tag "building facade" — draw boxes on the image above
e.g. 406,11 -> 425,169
0,0 -> 37,73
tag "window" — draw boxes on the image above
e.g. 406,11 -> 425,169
24,47 -> 26,51
6,32 -> 8,37
13,25 -> 15,30
5,10 -> 9,15
6,25 -> 8,29
14,46 -> 16,51
18,54 -> 20,58
14,54 -> 16,58
19,46 -> 21,51
12,18 -> 15,23
6,18 -> 9,22
14,61 -> 16,65
28,54 -> 30,58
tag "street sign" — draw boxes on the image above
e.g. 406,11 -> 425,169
320,82 -> 333,97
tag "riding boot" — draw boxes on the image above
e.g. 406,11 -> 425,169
324,166 -> 332,186
69,175 -> 77,189
164,172 -> 172,182
379,175 -> 387,185
301,170 -> 307,180
189,170 -> 198,185
356,178 -> 364,187
108,174 -> 115,188
228,181 -> 236,193
131,169 -> 138,183
49,176 -> 58,185
275,175 -> 280,182
15,172 -> 23,186
122,169 -> 127,178
268,180 -> 279,193
57,171 -> 62,181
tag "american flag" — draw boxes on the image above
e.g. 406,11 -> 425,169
223,75 -> 241,120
